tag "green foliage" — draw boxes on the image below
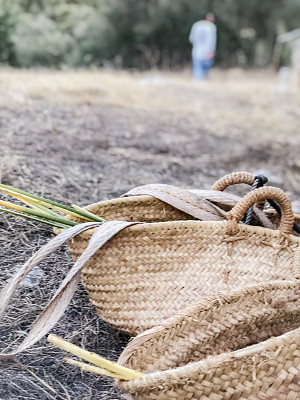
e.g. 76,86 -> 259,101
11,2 -> 116,67
12,13 -> 74,67
1,0 -> 300,68
0,0 -> 20,65
282,0 -> 300,31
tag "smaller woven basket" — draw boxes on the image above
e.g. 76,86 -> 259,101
118,280 -> 300,399
68,186 -> 300,334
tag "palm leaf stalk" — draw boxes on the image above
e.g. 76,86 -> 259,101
48,334 -> 144,381
0,199 -> 77,227
0,187 -> 80,220
0,184 -> 105,222
0,184 -> 106,229
0,207 -> 71,229
64,358 -> 126,380
20,197 -> 61,217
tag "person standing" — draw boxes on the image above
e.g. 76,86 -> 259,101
189,13 -> 217,80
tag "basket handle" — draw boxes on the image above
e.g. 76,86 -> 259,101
211,172 -> 267,191
227,186 -> 294,236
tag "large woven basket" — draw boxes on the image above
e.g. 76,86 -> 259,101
117,279 -> 300,399
2,174 -> 300,361
67,186 -> 300,335
4,172 -> 298,360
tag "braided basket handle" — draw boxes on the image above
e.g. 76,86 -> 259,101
227,186 -> 294,236
211,172 -> 257,191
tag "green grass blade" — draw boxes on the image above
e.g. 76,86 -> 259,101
0,186 -> 83,219
0,207 -> 72,229
0,184 -> 106,222
0,200 -> 77,227
17,196 -> 61,217
72,204 -> 104,221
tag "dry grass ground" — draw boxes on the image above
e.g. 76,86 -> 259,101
0,68 -> 299,400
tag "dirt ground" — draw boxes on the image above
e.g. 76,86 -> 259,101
0,68 -> 299,400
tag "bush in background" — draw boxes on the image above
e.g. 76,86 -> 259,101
1,0 -> 299,69
12,13 -> 74,67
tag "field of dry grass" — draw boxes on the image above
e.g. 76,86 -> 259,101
1,68 -> 300,142
0,68 -> 299,400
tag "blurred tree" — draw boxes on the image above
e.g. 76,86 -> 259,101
0,0 -> 19,65
282,0 -> 300,31
0,0 -> 299,69
12,13 -> 74,67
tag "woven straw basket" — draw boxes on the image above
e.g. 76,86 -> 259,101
117,280 -> 300,399
66,186 -> 300,335
2,172 -> 300,361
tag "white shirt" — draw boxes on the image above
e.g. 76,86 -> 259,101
189,20 -> 217,59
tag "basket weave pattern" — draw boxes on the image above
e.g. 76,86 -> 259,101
118,281 -> 300,399
67,187 -> 300,335
72,195 -> 194,223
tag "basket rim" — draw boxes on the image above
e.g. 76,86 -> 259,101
81,197 -> 300,221
84,196 -> 300,221
53,194 -> 300,237
120,327 -> 300,389
57,217 -> 300,243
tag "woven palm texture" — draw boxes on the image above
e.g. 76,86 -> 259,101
66,186 -> 300,335
5,171 -> 299,359
117,280 -> 300,399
